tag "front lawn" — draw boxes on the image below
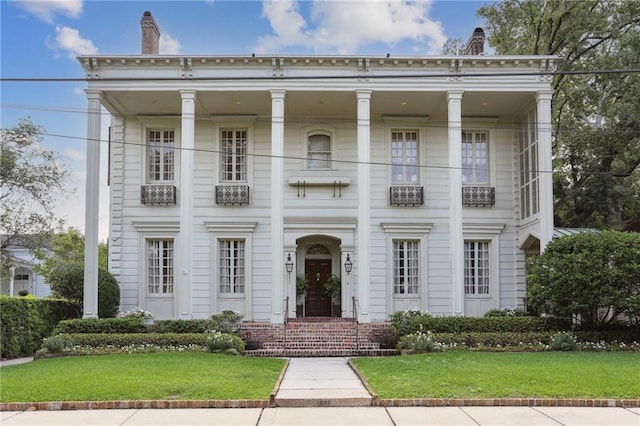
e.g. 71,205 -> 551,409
0,353 -> 285,402
352,352 -> 640,399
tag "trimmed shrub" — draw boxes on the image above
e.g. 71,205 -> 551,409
210,310 -> 243,334
48,264 -> 121,318
43,334 -> 73,353
390,310 -> 569,338
550,331 -> 578,351
53,318 -> 147,335
484,308 -> 526,317
206,331 -> 246,354
0,296 -> 78,358
42,333 -> 209,351
150,319 -> 213,334
528,230 -> 640,329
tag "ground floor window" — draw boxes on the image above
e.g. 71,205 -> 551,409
147,239 -> 174,295
393,240 -> 419,294
464,240 -> 490,295
219,239 -> 245,294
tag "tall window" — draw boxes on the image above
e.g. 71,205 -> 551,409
307,133 -> 331,169
147,130 -> 175,182
519,110 -> 539,219
391,130 -> 418,183
147,239 -> 174,295
219,240 -> 245,294
221,129 -> 248,182
461,131 -> 488,184
393,240 -> 419,294
464,241 -> 490,295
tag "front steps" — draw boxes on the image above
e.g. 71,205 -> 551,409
243,318 -> 398,357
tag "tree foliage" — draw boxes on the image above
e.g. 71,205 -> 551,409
527,230 -> 640,329
37,228 -> 107,278
0,118 -> 70,272
478,0 -> 640,229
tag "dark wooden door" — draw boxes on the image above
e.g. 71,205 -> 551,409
305,259 -> 332,317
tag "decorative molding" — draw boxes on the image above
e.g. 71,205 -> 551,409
287,177 -> 350,186
132,220 -> 180,232
381,221 -> 433,235
462,223 -> 506,236
210,114 -> 257,123
381,115 -> 429,124
204,220 -> 258,233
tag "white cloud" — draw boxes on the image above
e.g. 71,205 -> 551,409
73,86 -> 84,95
63,148 -> 85,161
160,32 -> 182,54
15,0 -> 83,24
51,26 -> 98,58
255,0 -> 447,55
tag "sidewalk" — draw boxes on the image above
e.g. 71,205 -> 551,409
2,356 -> 639,425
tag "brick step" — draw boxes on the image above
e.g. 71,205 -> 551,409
263,342 -> 379,350
244,348 -> 399,357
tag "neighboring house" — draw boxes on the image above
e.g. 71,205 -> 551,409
0,240 -> 51,298
79,13 -> 557,323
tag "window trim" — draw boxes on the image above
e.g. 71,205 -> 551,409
390,129 -> 420,184
140,119 -> 181,186
462,224 -> 504,301
213,121 -> 255,189
392,239 -> 420,295
219,128 -> 249,183
461,129 -> 490,186
301,126 -> 337,171
146,238 -> 176,298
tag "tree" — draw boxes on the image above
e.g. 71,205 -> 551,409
478,0 -> 640,229
37,228 -> 107,278
527,230 -> 640,329
0,118 -> 70,274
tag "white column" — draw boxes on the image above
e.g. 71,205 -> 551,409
83,90 -> 102,318
537,91 -> 554,251
447,91 -> 464,316
179,90 -> 196,319
270,90 -> 286,323
356,90 -> 371,323
9,265 -> 15,297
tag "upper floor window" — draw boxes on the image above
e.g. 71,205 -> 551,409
219,239 -> 245,294
147,130 -> 175,183
519,110 -> 539,219
462,131 -> 488,184
221,129 -> 248,182
147,239 -> 174,296
391,130 -> 418,183
464,240 -> 490,295
307,133 -> 331,169
393,240 -> 419,294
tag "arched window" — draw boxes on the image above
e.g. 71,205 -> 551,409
307,133 -> 331,169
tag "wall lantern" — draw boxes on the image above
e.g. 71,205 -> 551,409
285,253 -> 294,273
344,253 -> 353,275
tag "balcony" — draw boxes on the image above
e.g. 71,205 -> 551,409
141,184 -> 176,205
462,186 -> 495,207
216,185 -> 250,206
390,185 -> 424,207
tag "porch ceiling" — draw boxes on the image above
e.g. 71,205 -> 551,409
100,90 -> 534,121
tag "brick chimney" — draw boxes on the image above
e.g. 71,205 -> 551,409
140,11 -> 160,54
464,27 -> 485,55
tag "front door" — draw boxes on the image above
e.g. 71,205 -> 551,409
305,259 -> 332,317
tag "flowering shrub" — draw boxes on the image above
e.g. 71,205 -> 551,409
397,328 -> 440,353
118,307 -> 153,319
205,331 -> 245,354
210,310 -> 243,334
550,331 -> 578,351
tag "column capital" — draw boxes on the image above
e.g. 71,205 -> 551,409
356,89 -> 372,100
85,89 -> 102,101
536,90 -> 553,102
447,90 -> 464,101
180,90 -> 197,100
270,89 -> 286,99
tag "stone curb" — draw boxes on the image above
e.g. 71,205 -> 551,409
0,400 -> 270,411
375,398 -> 640,408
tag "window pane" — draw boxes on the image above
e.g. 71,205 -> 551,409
391,130 -> 418,183
221,129 -> 248,182
308,134 -> 331,169
148,239 -> 174,295
464,241 -> 490,296
393,240 -> 419,295
219,240 -> 245,294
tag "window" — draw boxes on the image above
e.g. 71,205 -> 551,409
464,241 -> 490,295
391,130 -> 418,183
147,239 -> 174,295
14,274 -> 29,280
307,133 -> 331,169
519,110 -> 539,219
147,130 -> 175,182
462,131 -> 488,184
219,240 -> 245,294
393,240 -> 419,294
221,129 -> 248,182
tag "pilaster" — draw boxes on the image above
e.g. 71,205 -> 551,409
447,91 -> 464,316
270,89 -> 286,323
356,90 -> 372,323
83,90 -> 102,318
179,90 -> 196,320
537,91 -> 554,251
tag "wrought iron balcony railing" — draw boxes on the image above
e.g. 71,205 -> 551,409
215,185 -> 250,206
462,186 -> 495,207
390,185 -> 424,207
141,184 -> 176,205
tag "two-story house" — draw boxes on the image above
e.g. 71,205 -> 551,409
80,13 -> 556,332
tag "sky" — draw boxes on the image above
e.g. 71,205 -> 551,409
1,0 -> 491,242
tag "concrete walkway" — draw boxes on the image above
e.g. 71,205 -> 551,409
274,357 -> 372,407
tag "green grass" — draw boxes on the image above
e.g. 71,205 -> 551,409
0,353 -> 285,402
352,352 -> 640,399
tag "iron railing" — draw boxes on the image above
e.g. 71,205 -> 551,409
141,184 -> 176,205
215,185 -> 250,206
462,186 -> 495,207
390,185 -> 424,206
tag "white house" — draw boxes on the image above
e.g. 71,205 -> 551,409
80,13 -> 556,326
0,239 -> 51,298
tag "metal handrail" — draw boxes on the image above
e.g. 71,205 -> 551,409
283,296 -> 289,357
352,296 -> 359,355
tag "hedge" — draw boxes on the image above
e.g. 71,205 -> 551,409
390,311 -> 571,337
43,333 -> 209,352
53,318 -> 214,335
0,296 -> 78,359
